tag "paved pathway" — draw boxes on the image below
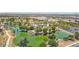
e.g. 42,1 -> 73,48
65,41 -> 79,47
5,30 -> 11,47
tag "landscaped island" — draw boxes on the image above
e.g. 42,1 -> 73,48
0,13 -> 79,47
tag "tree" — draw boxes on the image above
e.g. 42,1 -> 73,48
48,32 -> 56,39
75,32 -> 79,39
48,28 -> 52,34
35,27 -> 42,32
48,32 -> 58,47
50,21 -> 57,30
9,18 -> 15,22
42,36 -> 48,42
40,42 -> 46,47
42,28 -> 48,35
1,19 -> 5,23
48,39 -> 58,47
39,36 -> 48,47
19,38 -> 28,47
60,20 -> 70,29
68,35 -> 74,41
20,26 -> 30,31
29,26 -> 34,30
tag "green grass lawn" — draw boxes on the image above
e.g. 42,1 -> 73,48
13,32 -> 48,47
13,32 -> 29,45
13,30 -> 69,46
55,31 -> 69,40
27,36 -> 48,47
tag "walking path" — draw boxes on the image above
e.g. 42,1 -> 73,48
65,41 -> 79,47
5,30 -> 12,47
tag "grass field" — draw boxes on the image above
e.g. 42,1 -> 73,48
55,31 -> 69,40
27,36 -> 48,47
13,32 -> 29,45
13,32 -> 48,47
